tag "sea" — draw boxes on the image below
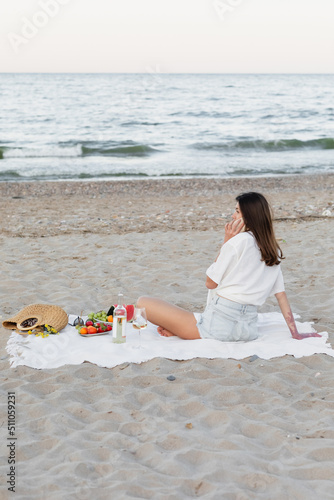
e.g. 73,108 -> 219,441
0,73 -> 333,182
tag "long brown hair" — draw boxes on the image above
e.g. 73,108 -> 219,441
236,192 -> 284,266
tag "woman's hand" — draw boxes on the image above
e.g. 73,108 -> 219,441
275,292 -> 322,340
224,218 -> 245,244
291,331 -> 322,340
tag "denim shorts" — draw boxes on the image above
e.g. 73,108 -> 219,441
196,295 -> 258,342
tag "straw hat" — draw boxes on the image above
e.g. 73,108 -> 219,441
2,304 -> 68,333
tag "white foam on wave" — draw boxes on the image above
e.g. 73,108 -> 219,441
4,144 -> 82,158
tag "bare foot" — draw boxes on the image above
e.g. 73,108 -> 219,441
157,326 -> 176,337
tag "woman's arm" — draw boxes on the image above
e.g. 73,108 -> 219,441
275,291 -> 321,340
206,276 -> 218,289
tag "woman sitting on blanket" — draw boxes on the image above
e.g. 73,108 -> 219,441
137,192 -> 320,341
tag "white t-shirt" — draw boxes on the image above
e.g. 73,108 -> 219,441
206,232 -> 285,306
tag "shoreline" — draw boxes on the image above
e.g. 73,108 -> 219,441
1,172 -> 334,197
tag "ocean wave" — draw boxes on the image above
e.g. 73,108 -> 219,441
191,138 -> 334,152
0,170 -> 243,181
0,170 -> 22,179
0,170 -> 148,181
121,121 -> 161,127
77,172 -> 150,179
81,144 -> 159,157
0,142 -> 161,160
0,170 -> 218,181
1,145 -> 82,159
169,110 -> 231,119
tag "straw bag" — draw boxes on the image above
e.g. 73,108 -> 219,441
2,304 -> 68,334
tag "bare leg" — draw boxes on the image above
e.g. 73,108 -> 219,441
136,296 -> 201,340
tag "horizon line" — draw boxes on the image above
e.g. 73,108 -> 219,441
1,71 -> 333,75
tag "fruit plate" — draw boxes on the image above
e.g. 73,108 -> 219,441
79,331 -> 110,337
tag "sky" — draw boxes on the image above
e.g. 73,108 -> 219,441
1,0 -> 334,73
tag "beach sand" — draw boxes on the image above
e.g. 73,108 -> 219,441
1,175 -> 334,499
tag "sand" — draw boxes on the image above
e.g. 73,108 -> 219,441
1,175 -> 334,499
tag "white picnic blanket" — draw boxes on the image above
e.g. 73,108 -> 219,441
6,312 -> 333,370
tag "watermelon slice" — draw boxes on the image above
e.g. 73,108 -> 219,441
125,304 -> 135,322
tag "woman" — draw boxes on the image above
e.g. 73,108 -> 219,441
137,192 -> 320,341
